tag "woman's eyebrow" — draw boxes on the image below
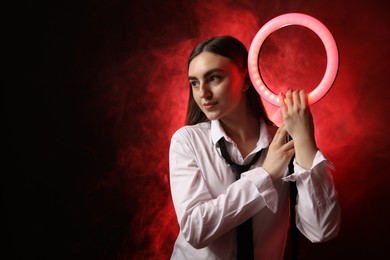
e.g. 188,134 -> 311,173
188,68 -> 225,80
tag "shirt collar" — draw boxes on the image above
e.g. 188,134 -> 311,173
211,119 -> 276,151
211,120 -> 229,144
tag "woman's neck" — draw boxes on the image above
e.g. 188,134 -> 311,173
221,114 -> 258,138
219,110 -> 260,158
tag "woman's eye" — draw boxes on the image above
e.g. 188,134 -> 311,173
189,80 -> 200,88
209,75 -> 222,83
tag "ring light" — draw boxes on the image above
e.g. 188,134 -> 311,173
248,13 -> 339,106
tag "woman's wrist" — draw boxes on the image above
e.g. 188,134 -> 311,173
294,138 -> 317,170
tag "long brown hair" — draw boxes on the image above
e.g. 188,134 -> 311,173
185,36 -> 272,126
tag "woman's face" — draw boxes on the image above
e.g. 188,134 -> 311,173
188,52 -> 247,121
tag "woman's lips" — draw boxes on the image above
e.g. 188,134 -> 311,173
203,101 -> 218,110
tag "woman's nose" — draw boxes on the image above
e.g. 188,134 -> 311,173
199,83 -> 211,98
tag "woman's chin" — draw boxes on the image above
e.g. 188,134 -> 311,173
205,113 -> 220,121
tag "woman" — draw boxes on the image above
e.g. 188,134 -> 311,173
169,36 -> 340,259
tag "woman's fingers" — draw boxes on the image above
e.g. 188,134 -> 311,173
274,126 -> 295,159
284,139 -> 294,151
281,89 -> 308,110
292,90 -> 301,108
264,127 -> 296,181
286,89 -> 293,110
279,89 -> 313,138
274,124 -> 288,145
299,90 -> 307,108
278,93 -> 287,112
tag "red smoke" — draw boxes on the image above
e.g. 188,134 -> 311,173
35,0 -> 388,259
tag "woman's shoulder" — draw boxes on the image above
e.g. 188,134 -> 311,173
171,121 -> 211,141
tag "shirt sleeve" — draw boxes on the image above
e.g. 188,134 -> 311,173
169,130 -> 278,249
283,150 -> 341,242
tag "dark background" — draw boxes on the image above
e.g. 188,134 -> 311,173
4,0 -> 390,259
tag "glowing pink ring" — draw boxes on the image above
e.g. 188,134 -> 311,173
248,13 -> 339,106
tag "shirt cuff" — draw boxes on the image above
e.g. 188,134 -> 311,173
242,168 -> 278,213
282,150 -> 334,182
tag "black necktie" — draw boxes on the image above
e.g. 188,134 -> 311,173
288,156 -> 298,260
217,138 -> 262,260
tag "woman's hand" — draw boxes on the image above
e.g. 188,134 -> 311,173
262,125 -> 295,181
279,90 -> 317,170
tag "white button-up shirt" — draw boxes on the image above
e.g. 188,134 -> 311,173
169,120 -> 340,260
